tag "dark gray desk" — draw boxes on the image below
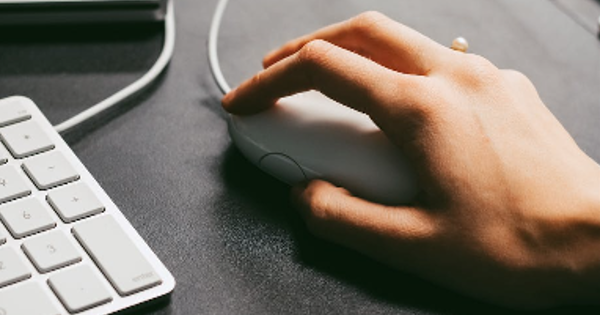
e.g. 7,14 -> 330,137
1,0 -> 599,314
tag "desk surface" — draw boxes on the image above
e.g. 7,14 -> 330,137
1,0 -> 599,314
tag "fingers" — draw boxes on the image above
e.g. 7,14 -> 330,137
292,180 -> 438,267
223,39 -> 426,121
263,11 -> 449,76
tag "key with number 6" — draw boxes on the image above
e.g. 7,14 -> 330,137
0,198 -> 56,239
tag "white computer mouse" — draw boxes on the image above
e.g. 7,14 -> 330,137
228,90 -> 419,205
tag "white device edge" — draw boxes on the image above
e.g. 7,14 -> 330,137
53,0 -> 176,134
208,0 -> 232,95
3,96 -> 176,314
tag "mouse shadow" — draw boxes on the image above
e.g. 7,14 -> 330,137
218,145 -> 600,315
218,144 -> 292,224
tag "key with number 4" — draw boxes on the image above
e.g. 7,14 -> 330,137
0,165 -> 31,204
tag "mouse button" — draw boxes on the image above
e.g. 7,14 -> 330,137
259,153 -> 307,185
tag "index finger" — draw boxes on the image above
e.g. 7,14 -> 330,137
263,11 -> 449,76
222,40 -> 426,122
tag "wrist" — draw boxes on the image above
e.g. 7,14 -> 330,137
580,161 -> 600,221
560,161 -> 600,301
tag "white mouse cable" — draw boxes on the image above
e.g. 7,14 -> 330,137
208,0 -> 232,95
53,0 -> 177,134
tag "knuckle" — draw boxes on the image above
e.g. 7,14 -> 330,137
501,69 -> 540,97
357,10 -> 388,22
297,40 -> 335,85
401,213 -> 440,243
502,69 -> 532,86
452,54 -> 501,88
388,77 -> 438,122
464,54 -> 498,77
300,182 -> 336,235
298,40 -> 332,65
412,103 -> 438,123
248,70 -> 265,87
464,54 -> 495,69
350,11 -> 390,34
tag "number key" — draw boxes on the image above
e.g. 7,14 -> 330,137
0,282 -> 60,315
22,230 -> 82,273
0,165 -> 31,204
0,144 -> 9,165
0,223 -> 8,245
0,247 -> 31,288
0,198 -> 56,239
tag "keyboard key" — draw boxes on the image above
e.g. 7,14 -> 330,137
73,215 -> 162,296
22,230 -> 82,273
0,247 -> 31,288
0,282 -> 60,315
0,165 -> 31,204
0,224 -> 8,246
0,97 -> 32,128
0,144 -> 9,165
0,198 -> 56,239
0,120 -> 54,158
47,182 -> 104,222
48,264 -> 112,313
0,96 -> 175,313
23,151 -> 79,190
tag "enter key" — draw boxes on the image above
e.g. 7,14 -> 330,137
72,215 -> 162,296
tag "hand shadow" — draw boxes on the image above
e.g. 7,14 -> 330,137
220,145 -> 600,315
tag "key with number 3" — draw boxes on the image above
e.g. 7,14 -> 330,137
22,230 -> 82,273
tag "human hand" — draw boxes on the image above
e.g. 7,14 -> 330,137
222,11 -> 600,309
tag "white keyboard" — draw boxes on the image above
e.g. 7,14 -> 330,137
0,96 -> 175,314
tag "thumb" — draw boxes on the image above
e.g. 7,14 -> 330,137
292,180 -> 438,268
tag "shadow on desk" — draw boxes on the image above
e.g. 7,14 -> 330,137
0,22 -> 163,75
220,146 -> 600,315
115,294 -> 172,315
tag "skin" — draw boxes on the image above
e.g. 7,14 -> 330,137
221,11 -> 600,309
